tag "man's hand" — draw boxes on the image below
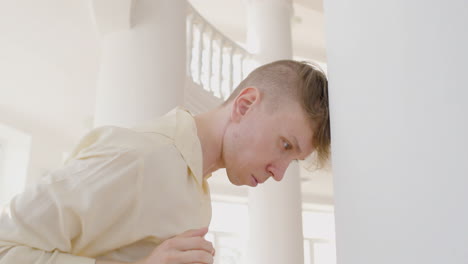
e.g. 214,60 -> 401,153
137,227 -> 215,264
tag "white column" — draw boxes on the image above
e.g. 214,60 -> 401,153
246,0 -> 293,60
91,0 -> 186,127
324,0 -> 468,263
245,1 -> 304,264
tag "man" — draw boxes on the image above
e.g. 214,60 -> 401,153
0,60 -> 330,264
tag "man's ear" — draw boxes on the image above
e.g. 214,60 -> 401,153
231,87 -> 261,122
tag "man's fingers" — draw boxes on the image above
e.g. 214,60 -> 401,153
178,249 -> 214,264
170,236 -> 214,253
179,226 -> 209,238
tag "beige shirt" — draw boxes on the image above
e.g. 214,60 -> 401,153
0,107 -> 212,264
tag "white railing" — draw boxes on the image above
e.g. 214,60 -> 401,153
186,4 -> 255,100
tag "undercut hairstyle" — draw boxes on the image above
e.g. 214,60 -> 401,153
224,60 -> 331,167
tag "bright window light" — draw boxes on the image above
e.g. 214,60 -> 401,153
209,199 -> 336,264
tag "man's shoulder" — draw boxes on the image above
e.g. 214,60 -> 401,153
73,107 -> 196,162
71,125 -> 178,161
98,125 -> 176,151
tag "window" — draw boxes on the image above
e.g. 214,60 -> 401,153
207,201 -> 249,264
208,199 -> 336,264
303,210 -> 337,264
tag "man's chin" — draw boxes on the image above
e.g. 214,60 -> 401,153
229,178 -> 243,186
226,174 -> 243,186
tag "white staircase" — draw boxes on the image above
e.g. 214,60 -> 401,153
183,3 -> 255,113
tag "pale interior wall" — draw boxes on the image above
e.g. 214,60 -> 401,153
0,1 -> 100,184
325,0 -> 468,263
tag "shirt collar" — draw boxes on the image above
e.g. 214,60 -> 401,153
173,107 -> 206,186
133,107 -> 207,186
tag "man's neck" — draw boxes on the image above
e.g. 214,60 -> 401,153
194,107 -> 229,177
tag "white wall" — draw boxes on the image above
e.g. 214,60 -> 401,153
0,1 -> 99,184
324,0 -> 468,263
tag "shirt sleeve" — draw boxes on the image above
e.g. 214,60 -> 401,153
0,244 -> 95,264
0,127 -> 143,264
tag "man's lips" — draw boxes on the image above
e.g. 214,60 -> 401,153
250,174 -> 259,187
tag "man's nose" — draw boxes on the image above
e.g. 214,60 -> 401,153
268,160 -> 291,182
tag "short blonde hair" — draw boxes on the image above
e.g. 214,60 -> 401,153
224,60 -> 330,167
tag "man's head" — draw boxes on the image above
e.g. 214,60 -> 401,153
220,60 -> 330,187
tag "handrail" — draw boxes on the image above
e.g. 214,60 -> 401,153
186,3 -> 255,100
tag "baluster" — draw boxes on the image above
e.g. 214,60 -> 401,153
228,47 -> 235,96
207,30 -> 214,93
197,22 -> 205,86
218,39 -> 224,99
186,13 -> 194,77
239,53 -> 245,82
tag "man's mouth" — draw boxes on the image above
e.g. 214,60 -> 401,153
250,174 -> 258,187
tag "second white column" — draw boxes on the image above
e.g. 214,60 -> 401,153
245,0 -> 305,264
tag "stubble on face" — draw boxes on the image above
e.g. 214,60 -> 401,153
221,107 -> 273,186
221,109 -> 260,186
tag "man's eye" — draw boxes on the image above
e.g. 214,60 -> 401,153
283,141 -> 292,150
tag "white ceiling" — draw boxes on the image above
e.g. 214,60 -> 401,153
189,0 -> 327,62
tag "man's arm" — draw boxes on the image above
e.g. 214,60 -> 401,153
0,244 -> 95,264
0,129 -> 141,263
95,227 -> 214,264
0,179 -> 97,264
0,125 -> 214,264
